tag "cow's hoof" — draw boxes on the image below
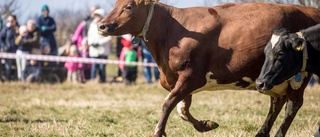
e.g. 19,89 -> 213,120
196,120 -> 219,132
255,132 -> 270,137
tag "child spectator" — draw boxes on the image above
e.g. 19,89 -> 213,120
119,35 -> 138,85
40,40 -> 51,67
124,44 -> 138,84
79,37 -> 90,82
23,59 -> 41,83
64,45 -> 80,84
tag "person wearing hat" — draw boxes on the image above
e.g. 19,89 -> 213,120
82,5 -> 99,38
36,4 -> 58,56
87,8 -> 113,83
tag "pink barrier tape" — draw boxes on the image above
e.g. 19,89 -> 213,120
0,53 -> 158,67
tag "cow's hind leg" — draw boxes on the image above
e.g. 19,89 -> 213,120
177,95 -> 219,132
275,87 -> 305,137
256,96 -> 287,137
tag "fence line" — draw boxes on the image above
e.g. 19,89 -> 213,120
0,53 -> 158,67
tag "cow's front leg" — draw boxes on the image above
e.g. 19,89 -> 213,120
256,96 -> 287,137
275,88 -> 305,137
177,95 -> 219,132
152,92 -> 186,137
153,71 -> 206,137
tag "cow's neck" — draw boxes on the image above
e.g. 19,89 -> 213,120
305,42 -> 320,76
300,26 -> 320,76
142,3 -> 175,63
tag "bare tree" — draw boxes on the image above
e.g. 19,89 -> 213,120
0,0 -> 19,19
52,9 -> 87,47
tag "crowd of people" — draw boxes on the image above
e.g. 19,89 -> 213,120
0,5 -> 160,84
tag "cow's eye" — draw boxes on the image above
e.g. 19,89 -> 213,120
277,51 -> 285,61
126,4 -> 133,10
278,51 -> 284,56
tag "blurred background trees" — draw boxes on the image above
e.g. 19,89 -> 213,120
205,0 -> 320,7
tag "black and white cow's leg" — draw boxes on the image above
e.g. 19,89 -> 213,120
256,96 -> 287,137
275,87 -> 305,136
177,95 -> 219,132
274,75 -> 310,137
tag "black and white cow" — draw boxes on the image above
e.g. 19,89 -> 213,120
256,24 -> 320,91
256,24 -> 320,137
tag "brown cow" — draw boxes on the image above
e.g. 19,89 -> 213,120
98,1 -> 320,136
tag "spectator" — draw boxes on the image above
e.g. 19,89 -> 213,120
15,25 -> 30,80
123,43 -> 138,85
88,9 -> 112,83
64,45 -> 80,84
115,36 -> 124,78
141,41 -> 160,83
40,40 -> 51,67
37,4 -> 58,55
0,15 -> 19,81
79,37 -> 90,82
0,18 -> 2,30
119,34 -> 133,73
25,19 -> 41,54
23,59 -> 41,83
71,21 -> 85,49
83,5 -> 99,38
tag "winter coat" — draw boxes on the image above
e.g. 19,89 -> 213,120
87,20 -> 112,57
37,15 -> 57,54
25,28 -> 41,49
0,26 -> 18,53
72,21 -> 85,48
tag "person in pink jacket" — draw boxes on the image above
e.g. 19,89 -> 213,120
64,45 -> 81,83
71,21 -> 85,49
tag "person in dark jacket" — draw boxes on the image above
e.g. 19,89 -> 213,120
0,15 -> 19,81
23,59 -> 41,83
25,20 -> 41,53
37,4 -> 57,55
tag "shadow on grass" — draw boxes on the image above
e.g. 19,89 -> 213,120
0,118 -> 68,123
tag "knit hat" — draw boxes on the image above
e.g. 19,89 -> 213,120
93,9 -> 105,17
41,5 -> 49,12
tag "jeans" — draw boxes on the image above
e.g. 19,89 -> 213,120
143,48 -> 159,83
4,58 -> 14,81
16,50 -> 29,80
90,56 -> 107,83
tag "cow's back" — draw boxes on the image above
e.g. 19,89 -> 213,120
207,2 -> 320,84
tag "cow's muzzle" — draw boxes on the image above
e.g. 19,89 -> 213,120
255,79 -> 273,92
98,23 -> 118,36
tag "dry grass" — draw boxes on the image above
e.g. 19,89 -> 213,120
0,82 -> 319,137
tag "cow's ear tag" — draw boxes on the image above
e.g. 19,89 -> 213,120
295,44 -> 303,51
294,74 -> 302,82
131,36 -> 140,44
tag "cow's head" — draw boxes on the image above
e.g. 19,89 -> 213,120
256,28 -> 307,91
98,0 -> 157,37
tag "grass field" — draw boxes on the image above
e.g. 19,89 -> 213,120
0,81 -> 319,137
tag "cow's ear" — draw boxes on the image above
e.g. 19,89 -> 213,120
291,38 -> 305,51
